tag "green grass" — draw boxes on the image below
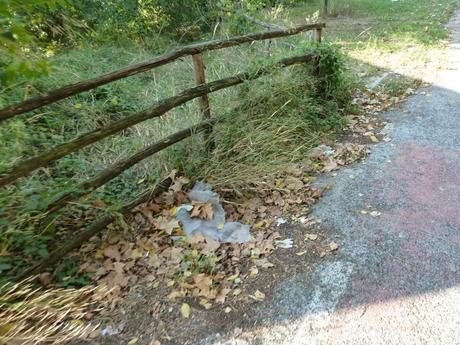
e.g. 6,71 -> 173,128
274,0 -> 460,82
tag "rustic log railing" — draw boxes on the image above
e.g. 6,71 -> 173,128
0,23 -> 324,122
0,23 -> 325,279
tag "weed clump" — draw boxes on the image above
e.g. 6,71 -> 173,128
199,44 -> 355,189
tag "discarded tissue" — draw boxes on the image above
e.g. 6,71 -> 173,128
176,182 -> 251,243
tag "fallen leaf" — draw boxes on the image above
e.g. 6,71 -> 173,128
199,298 -> 212,310
181,303 -> 191,318
249,266 -> 258,277
369,135 -> 379,143
203,237 -> 220,253
170,176 -> 190,192
155,217 -> 180,235
190,202 -> 214,220
305,234 -> 318,241
284,176 -> 304,191
103,245 -> 121,261
127,338 -> 138,345
186,233 -> 205,244
194,274 -> 213,296
329,242 -> 339,251
233,289 -> 242,296
168,290 -> 184,301
322,158 -> 338,172
216,288 -> 231,304
131,249 -> 143,259
253,258 -> 274,269
109,272 -> 129,288
252,290 -> 265,301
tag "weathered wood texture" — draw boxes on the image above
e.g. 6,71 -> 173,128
15,177 -> 173,281
0,23 -> 325,122
314,27 -> 323,43
45,121 -> 211,214
192,54 -> 212,131
0,53 -> 315,187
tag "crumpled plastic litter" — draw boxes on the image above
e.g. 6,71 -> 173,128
275,238 -> 293,249
100,324 -> 122,336
176,182 -> 251,243
309,144 -> 335,158
275,217 -> 287,226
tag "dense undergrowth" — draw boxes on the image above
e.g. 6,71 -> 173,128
1,0 -> 459,284
0,38 -> 355,281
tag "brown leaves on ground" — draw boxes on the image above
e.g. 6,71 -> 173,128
75,117 -> 374,315
307,143 -> 369,173
77,169 -> 325,312
190,201 -> 213,220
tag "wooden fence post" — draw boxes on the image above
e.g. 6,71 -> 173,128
312,28 -> 322,77
192,53 -> 214,149
323,0 -> 329,16
313,27 -> 322,43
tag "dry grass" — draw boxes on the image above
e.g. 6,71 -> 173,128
0,278 -> 100,344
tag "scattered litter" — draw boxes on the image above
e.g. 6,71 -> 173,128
370,211 -> 382,217
100,325 -> 121,336
176,182 -> 251,243
309,144 -> 335,158
360,210 -> 368,215
224,307 -> 232,313
275,238 -> 293,249
275,217 -> 287,226
296,251 -> 306,256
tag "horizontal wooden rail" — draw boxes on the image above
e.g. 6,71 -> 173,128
45,120 -> 212,214
15,177 -> 173,281
0,23 -> 325,122
0,53 -> 315,187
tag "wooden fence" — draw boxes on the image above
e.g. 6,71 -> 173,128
0,23 -> 325,279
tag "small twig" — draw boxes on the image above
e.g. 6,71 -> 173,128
355,27 -> 372,39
